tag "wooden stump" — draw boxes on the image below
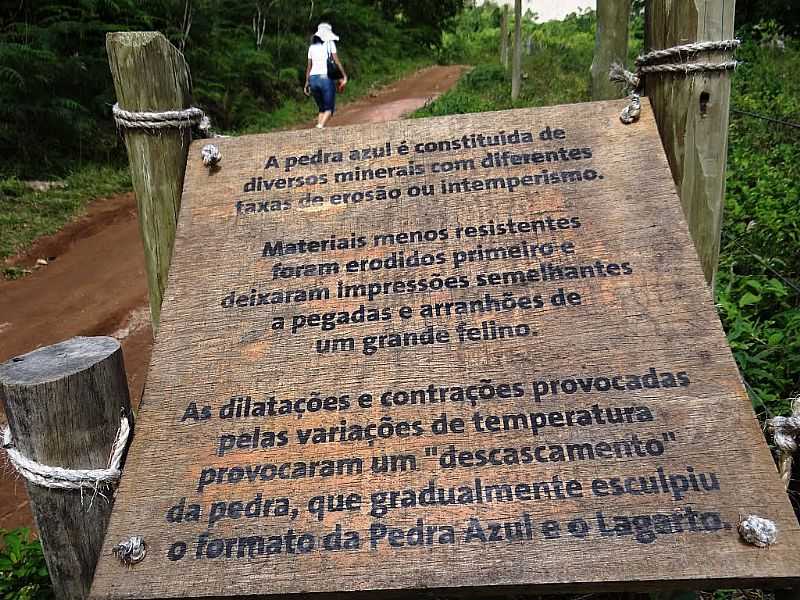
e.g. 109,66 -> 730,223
0,337 -> 132,600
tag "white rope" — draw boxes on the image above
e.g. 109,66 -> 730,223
769,399 -> 800,456
738,515 -> 778,547
609,39 -> 740,124
113,536 -> 147,566
635,39 -> 741,66
638,60 -> 739,75
201,143 -> 222,167
113,103 -> 210,135
769,397 -> 800,489
2,416 -> 130,492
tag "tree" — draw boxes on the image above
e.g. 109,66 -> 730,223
377,0 -> 463,45
590,0 -> 631,100
511,0 -> 521,100
500,5 -> 509,67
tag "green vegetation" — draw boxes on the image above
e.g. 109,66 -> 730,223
0,0 -> 461,266
0,529 -> 53,600
0,0 -> 461,179
417,9 -> 598,116
1,2 -> 798,597
0,166 -> 130,262
418,6 -> 800,420
717,30 -> 800,417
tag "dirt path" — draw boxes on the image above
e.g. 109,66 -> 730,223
0,64 -> 466,530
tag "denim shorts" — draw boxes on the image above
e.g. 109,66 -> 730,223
310,75 -> 336,113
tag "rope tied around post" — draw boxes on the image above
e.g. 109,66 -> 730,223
2,414 -> 131,494
112,103 -> 210,134
113,103 -> 222,168
609,39 -> 741,124
769,399 -> 800,456
769,396 -> 800,488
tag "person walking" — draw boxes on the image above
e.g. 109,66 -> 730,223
304,23 -> 348,129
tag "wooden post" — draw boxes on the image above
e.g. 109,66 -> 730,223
511,0 -> 522,100
645,0 -> 735,284
500,5 -> 509,68
590,0 -> 631,100
0,337 -> 132,600
106,32 -> 193,330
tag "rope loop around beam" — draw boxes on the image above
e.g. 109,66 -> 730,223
112,103 -> 209,134
3,415 -> 131,493
609,39 -> 740,124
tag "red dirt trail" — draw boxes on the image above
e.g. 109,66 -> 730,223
0,65 -> 466,530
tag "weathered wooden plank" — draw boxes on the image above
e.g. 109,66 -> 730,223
91,100 -> 799,599
1,337 -> 132,600
591,0 -> 631,100
106,31 -> 194,330
645,0 -> 736,283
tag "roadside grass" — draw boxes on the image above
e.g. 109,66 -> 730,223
417,8 -> 800,419
0,166 -> 131,265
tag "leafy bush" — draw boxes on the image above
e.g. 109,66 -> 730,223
0,529 -> 53,600
716,34 -> 800,417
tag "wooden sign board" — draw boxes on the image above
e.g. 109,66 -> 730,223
91,100 -> 800,599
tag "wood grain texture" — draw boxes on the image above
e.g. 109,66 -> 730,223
106,31 -> 193,330
91,100 -> 799,600
0,337 -> 132,600
591,0 -> 631,101
644,0 -> 735,283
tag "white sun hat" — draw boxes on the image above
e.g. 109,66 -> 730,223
315,22 -> 339,42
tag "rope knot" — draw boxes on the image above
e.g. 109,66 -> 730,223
619,93 -> 641,125
609,62 -> 640,90
738,515 -> 778,547
608,39 -> 740,124
768,398 -> 800,454
201,144 -> 222,167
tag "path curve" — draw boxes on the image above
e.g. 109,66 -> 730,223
0,64 -> 466,530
